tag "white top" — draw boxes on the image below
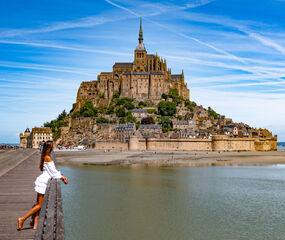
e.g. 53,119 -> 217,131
34,161 -> 62,194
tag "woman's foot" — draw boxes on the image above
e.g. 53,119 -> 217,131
17,217 -> 23,231
33,222 -> 38,230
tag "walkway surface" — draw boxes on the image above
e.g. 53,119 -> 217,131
0,149 -> 40,240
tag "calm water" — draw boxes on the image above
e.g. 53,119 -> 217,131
59,165 -> 285,240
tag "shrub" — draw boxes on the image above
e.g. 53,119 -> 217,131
126,111 -> 136,123
44,110 -> 68,140
106,105 -> 115,114
161,93 -> 168,100
185,99 -> 197,111
159,116 -> 172,133
115,107 -> 126,118
138,101 -> 147,108
124,101 -> 135,110
208,107 -> 219,119
141,117 -> 155,124
96,117 -> 110,124
157,101 -> 177,116
147,109 -> 156,114
69,103 -> 76,113
119,117 -> 126,124
112,91 -> 120,99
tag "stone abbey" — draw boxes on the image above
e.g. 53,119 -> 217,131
75,17 -> 189,110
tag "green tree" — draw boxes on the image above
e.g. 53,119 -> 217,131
115,107 -> 126,117
71,101 -> 98,118
169,88 -> 179,99
79,102 -> 98,117
69,103 -> 76,113
126,111 -> 136,123
168,88 -> 182,105
96,117 -> 110,123
208,107 -> 219,119
146,109 -> 156,114
138,101 -> 147,108
106,105 -> 115,114
161,93 -> 168,100
112,91 -> 120,99
44,111 -> 68,140
119,117 -> 126,124
185,99 -> 197,111
124,101 -> 135,110
157,101 -> 177,116
159,116 -> 172,133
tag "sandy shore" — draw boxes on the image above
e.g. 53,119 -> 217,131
54,149 -> 285,167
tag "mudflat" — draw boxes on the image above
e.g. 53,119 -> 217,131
54,149 -> 285,167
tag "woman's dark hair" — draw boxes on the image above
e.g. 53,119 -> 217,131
40,140 -> 53,171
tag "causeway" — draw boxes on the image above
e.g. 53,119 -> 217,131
0,149 -> 40,240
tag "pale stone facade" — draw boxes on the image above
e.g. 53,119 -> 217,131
75,17 -> 189,111
31,127 -> 53,148
19,127 -> 52,148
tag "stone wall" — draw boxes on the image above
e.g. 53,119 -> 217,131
93,135 -> 277,151
95,140 -> 128,150
145,138 -> 212,151
211,135 -> 256,151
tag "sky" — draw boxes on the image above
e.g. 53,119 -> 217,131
0,0 -> 285,143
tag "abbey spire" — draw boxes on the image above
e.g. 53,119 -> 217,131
139,15 -> 143,43
135,15 -> 146,51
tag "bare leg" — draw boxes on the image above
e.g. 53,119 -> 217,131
33,210 -> 40,230
17,194 -> 44,230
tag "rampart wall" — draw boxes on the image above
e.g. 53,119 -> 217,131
94,135 -> 277,152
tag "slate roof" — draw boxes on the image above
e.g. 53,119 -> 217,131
140,124 -> 162,129
116,123 -> 135,131
131,109 -> 147,113
113,62 -> 133,67
171,74 -> 182,80
123,71 -> 164,76
173,121 -> 189,125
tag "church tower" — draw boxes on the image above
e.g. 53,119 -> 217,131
134,16 -> 147,72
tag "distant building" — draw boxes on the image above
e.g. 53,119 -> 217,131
19,128 -> 32,148
115,123 -> 136,142
172,120 -> 189,130
179,128 -> 195,138
139,124 -> 162,138
131,109 -> 149,120
19,127 -> 53,148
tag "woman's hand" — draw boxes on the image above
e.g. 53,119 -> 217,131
61,176 -> 68,184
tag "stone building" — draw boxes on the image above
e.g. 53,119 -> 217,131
115,123 -> 136,142
19,128 -> 32,148
19,127 -> 53,148
139,124 -> 162,138
75,17 -> 189,111
172,120 -> 189,130
131,109 -> 149,120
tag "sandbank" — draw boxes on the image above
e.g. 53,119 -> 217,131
55,149 -> 285,167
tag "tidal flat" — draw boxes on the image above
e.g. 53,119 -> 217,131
55,149 -> 285,167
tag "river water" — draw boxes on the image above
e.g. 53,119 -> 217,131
59,165 -> 285,240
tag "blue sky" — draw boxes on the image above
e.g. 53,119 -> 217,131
1,0 -> 285,143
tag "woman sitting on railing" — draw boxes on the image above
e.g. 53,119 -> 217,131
17,140 -> 68,230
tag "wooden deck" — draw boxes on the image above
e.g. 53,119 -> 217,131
0,149 -> 40,240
